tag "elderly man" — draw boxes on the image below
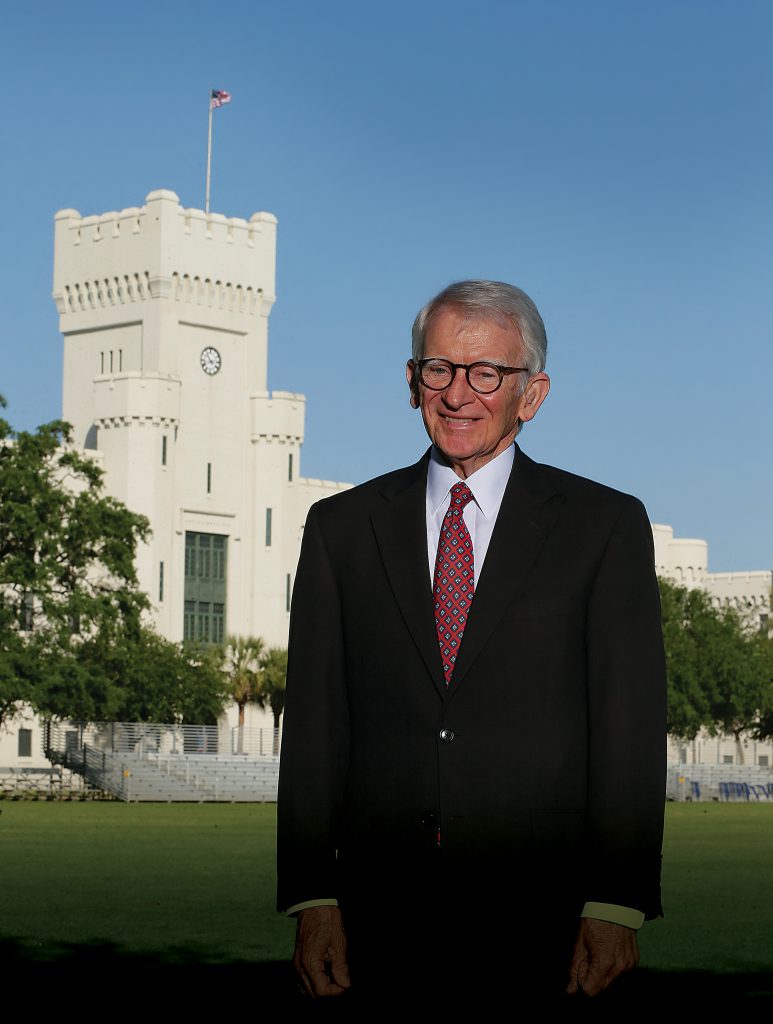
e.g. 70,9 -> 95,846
277,280 -> 666,1003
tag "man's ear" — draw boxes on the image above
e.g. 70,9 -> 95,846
518,372 -> 550,424
406,360 -> 420,409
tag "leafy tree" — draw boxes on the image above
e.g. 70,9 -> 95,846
222,634 -> 265,751
757,593 -> 773,741
659,578 -> 773,758
0,399 -> 149,724
659,579 -> 712,740
706,614 -> 772,762
256,646 -> 287,754
1,399 -> 231,727
37,629 -> 230,724
754,705 -> 773,742
0,627 -> 36,725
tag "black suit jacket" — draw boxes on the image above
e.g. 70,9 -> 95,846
277,445 -> 666,923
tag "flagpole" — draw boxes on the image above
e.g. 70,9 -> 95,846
205,91 -> 213,214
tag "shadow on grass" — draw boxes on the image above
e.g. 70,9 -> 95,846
2,939 -> 771,1008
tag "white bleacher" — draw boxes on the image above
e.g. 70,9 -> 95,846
46,721 -> 281,802
667,764 -> 773,802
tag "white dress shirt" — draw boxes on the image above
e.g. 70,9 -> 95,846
426,444 -> 514,586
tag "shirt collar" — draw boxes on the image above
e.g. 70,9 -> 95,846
427,444 -> 515,520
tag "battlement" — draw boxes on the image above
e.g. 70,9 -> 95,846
93,373 -> 182,425
53,189 -> 277,320
250,390 -> 306,443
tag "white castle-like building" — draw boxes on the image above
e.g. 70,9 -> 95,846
0,188 -> 770,781
52,188 -> 349,648
653,525 -> 770,630
2,189 -> 352,781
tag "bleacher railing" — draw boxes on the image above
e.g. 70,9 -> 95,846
667,764 -> 773,802
230,726 -> 281,756
44,720 -> 282,802
46,721 -> 282,761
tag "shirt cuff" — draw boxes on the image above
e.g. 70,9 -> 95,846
285,898 -> 339,917
581,902 -> 645,930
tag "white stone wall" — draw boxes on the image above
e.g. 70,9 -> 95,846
667,732 -> 773,768
0,706 -> 50,771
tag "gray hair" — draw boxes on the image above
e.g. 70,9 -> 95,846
411,280 -> 548,376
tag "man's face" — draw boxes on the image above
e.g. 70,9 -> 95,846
406,305 -> 550,479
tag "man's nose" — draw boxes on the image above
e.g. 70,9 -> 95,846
443,366 -> 475,406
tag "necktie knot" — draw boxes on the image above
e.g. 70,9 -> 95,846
449,482 -> 474,511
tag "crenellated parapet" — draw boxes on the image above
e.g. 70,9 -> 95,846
250,390 -> 306,444
58,271 -> 152,313
96,415 -> 180,430
705,571 -> 772,613
53,189 -> 277,322
94,373 -> 182,425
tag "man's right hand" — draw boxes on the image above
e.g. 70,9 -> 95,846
293,905 -> 351,998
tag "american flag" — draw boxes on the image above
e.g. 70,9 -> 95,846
210,89 -> 232,109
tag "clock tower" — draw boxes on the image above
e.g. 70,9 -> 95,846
52,189 -> 348,646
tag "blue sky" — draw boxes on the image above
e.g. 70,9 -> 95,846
1,0 -> 771,571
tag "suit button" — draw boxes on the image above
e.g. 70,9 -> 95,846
439,729 -> 455,743
420,811 -> 437,829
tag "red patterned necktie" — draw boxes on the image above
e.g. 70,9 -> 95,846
434,482 -> 475,686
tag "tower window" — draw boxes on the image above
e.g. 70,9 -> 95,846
288,453 -> 294,482
265,508 -> 272,547
161,436 -> 168,466
286,573 -> 291,612
100,351 -> 105,373
18,729 -> 32,758
159,561 -> 165,602
207,462 -> 212,494
183,533 -> 228,645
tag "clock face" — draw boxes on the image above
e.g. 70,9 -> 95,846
200,347 -> 221,375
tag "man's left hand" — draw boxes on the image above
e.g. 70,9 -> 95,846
566,918 -> 639,996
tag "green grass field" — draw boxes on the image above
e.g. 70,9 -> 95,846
639,803 -> 773,974
1,801 -> 771,979
1,802 -> 296,965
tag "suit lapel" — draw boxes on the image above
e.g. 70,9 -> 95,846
448,445 -> 565,694
369,445 -> 566,700
370,452 -> 448,697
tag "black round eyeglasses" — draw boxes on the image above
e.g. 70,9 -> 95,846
416,358 -> 529,395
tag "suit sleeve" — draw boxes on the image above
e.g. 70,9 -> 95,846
583,497 -> 666,919
276,502 -> 350,912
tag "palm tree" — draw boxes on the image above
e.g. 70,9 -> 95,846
257,646 -> 287,755
223,634 -> 265,753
